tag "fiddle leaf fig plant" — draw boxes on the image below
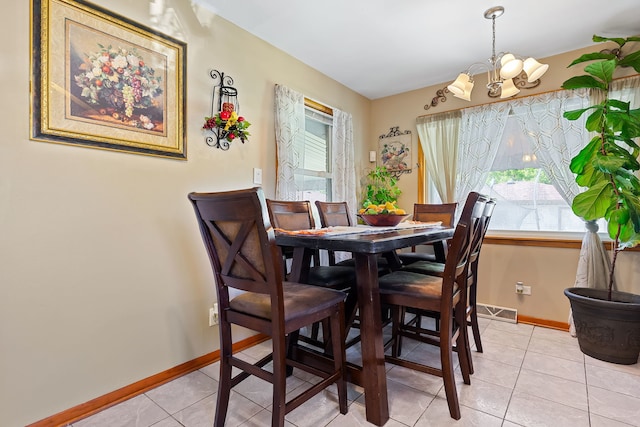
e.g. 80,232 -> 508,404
562,35 -> 640,298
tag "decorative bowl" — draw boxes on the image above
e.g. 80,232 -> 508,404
358,214 -> 410,227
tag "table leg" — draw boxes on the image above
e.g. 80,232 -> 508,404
354,252 -> 389,426
433,240 -> 447,263
289,246 -> 311,282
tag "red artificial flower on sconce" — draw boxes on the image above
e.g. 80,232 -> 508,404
203,102 -> 251,143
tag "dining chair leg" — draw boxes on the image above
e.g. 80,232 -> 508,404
271,335 -> 287,427
390,306 -> 404,357
286,331 -> 299,376
470,310 -> 483,353
330,304 -> 348,414
455,303 -> 472,384
215,321 -> 233,427
310,322 -> 321,341
439,312 -> 461,420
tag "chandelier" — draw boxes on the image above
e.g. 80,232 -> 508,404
447,6 -> 549,101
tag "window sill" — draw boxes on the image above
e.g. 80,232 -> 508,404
485,231 -> 639,251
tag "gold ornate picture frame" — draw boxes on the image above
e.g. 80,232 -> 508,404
31,0 -> 187,159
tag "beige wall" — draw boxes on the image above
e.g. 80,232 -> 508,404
1,2 -> 370,425
3,2 -> 639,425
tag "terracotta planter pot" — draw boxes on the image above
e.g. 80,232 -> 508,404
565,287 -> 640,365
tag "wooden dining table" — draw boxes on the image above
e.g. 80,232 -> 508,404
275,223 -> 454,426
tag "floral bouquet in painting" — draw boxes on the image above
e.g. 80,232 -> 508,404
203,102 -> 251,142
73,45 -> 163,129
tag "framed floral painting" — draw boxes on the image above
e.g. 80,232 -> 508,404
31,0 -> 187,159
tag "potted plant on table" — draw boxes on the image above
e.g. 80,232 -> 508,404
562,35 -> 640,364
358,166 -> 408,226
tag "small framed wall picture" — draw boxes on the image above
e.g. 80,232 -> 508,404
378,126 -> 412,179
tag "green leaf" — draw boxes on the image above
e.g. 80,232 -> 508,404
608,220 -> 625,242
609,207 -> 630,225
622,190 -> 640,233
593,35 -> 626,46
607,99 -> 631,112
585,108 -> 604,132
584,60 -> 616,84
563,106 -> 596,121
570,137 -> 600,175
618,50 -> 640,73
572,180 -> 616,220
569,137 -> 600,174
577,160 -> 604,187
619,232 -> 640,249
561,75 -> 607,91
595,153 -> 626,174
567,51 -> 616,67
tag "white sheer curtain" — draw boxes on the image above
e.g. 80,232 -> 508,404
510,90 -> 589,205
612,74 -> 640,106
416,111 -> 460,203
456,103 -> 510,208
274,84 -> 305,200
274,84 -> 357,219
509,89 -> 611,335
332,108 -> 358,223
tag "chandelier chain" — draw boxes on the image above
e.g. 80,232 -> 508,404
491,14 -> 497,63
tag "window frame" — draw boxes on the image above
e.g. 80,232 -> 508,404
291,98 -> 334,202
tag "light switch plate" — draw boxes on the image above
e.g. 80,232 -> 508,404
253,168 -> 263,185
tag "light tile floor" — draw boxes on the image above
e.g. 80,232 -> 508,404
72,318 -> 640,427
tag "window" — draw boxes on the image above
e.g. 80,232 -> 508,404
293,103 -> 333,203
482,114 -> 603,232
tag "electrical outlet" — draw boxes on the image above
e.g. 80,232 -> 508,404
209,304 -> 219,326
515,282 -> 532,295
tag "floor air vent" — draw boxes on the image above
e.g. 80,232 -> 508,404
476,303 -> 517,323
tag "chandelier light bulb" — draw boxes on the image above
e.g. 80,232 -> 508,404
453,79 -> 474,101
447,73 -> 470,97
523,57 -> 549,82
500,78 -> 520,98
500,54 -> 524,79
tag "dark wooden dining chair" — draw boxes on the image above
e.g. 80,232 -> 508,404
376,192 -> 487,420
267,199 -> 357,347
314,201 -> 354,266
188,188 -> 347,426
397,202 -> 458,266
402,197 -> 496,372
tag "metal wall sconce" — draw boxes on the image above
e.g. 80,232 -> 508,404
204,70 -> 249,150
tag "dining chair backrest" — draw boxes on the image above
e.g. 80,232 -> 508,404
468,198 -> 496,267
413,203 -> 458,227
189,188 -> 284,310
441,193 -> 487,301
315,201 -> 355,267
315,201 -> 354,227
400,202 -> 458,261
266,199 -> 320,268
266,199 -> 316,230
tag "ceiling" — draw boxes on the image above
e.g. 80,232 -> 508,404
197,0 -> 640,100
